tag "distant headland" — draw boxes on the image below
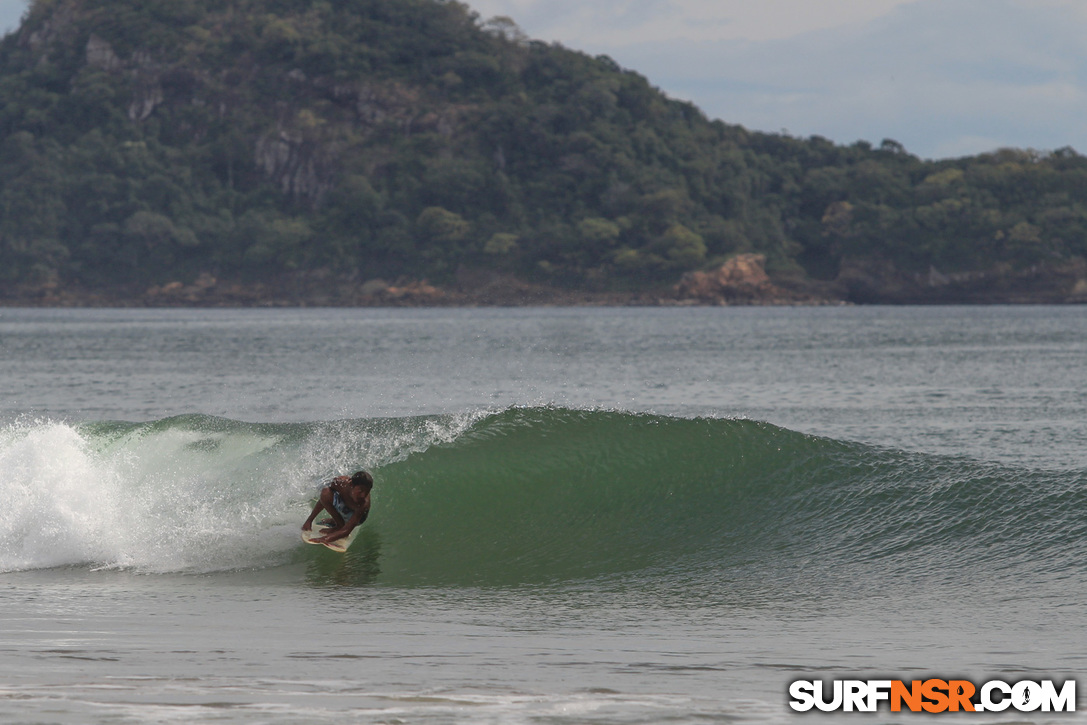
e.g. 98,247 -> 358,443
1,0 -> 1086,306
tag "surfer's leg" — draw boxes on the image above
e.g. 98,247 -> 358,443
331,492 -> 355,523
318,487 -> 346,528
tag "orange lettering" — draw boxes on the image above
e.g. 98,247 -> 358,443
921,679 -> 949,713
947,680 -> 976,712
891,680 -> 923,712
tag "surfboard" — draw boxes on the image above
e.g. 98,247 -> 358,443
301,520 -> 361,553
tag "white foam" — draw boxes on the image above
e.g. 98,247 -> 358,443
0,420 -> 124,571
0,412 -> 492,574
0,419 -> 298,572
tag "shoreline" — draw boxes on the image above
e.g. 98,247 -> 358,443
3,288 -> 1083,308
4,255 -> 1086,308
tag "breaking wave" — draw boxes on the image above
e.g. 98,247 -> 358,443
2,408 -> 1084,588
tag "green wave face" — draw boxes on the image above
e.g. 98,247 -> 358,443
4,408 -> 1085,590
370,408 -> 780,584
360,408 -> 1087,588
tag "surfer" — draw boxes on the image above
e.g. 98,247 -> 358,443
302,471 -> 373,545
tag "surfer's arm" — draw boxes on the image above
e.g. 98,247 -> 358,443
301,500 -> 325,531
312,509 -> 366,543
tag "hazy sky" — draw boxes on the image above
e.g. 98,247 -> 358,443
4,0 -> 1085,158
0,0 -> 21,34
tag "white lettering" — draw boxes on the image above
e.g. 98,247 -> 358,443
1041,680 -> 1076,712
1013,681 -> 1043,712
867,680 -> 892,711
813,680 -> 843,712
843,680 -> 869,712
788,677 -> 1077,713
981,680 -> 1012,712
788,680 -> 815,712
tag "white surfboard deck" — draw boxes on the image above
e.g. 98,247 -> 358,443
301,521 -> 361,553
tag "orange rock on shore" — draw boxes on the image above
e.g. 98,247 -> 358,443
673,254 -> 780,303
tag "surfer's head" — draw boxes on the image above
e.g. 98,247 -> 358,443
350,470 -> 373,490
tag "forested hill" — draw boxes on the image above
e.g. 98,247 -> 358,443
2,0 -> 1087,304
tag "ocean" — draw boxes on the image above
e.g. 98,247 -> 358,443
0,305 -> 1084,723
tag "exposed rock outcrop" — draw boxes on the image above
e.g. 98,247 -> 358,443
673,254 -> 788,304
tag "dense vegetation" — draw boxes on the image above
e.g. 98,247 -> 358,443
2,0 -> 1087,295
